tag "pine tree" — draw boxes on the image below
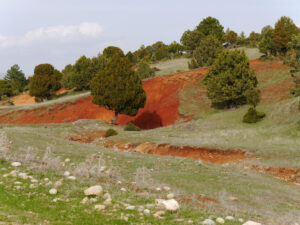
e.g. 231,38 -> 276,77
90,54 -> 146,124
205,50 -> 258,108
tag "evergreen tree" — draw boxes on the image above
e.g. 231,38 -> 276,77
205,50 -> 258,108
90,54 -> 146,124
188,35 -> 223,69
259,26 -> 275,56
69,56 -> 93,90
0,80 -> 13,98
196,17 -> 224,41
5,64 -> 27,93
180,30 -> 204,55
29,64 -> 59,101
137,60 -> 155,79
272,16 -> 298,55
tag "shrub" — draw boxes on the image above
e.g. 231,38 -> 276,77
243,107 -> 265,123
124,123 -> 141,131
105,129 -> 118,137
137,60 -> 155,79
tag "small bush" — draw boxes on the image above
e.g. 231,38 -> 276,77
243,107 -> 266,123
105,129 -> 118,137
124,123 -> 141,131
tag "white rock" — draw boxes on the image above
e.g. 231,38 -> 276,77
81,197 -> 89,204
3,174 -> 8,178
239,218 -> 244,222
153,210 -> 165,218
225,216 -> 234,220
14,181 -> 22,185
202,219 -> 216,225
31,179 -> 38,183
103,199 -> 112,206
18,172 -> 28,180
100,166 -> 106,172
125,205 -> 135,210
9,170 -> 17,177
143,209 -> 150,214
187,220 -> 193,224
15,185 -> 22,190
163,186 -> 170,191
242,221 -> 262,225
29,184 -> 37,189
155,187 -> 161,191
155,199 -> 165,208
45,181 -> 52,186
11,162 -> 21,167
167,193 -> 175,199
64,171 -> 70,176
65,158 -> 71,162
103,193 -> 111,200
84,185 -> 103,196
67,176 -> 76,180
161,199 -> 179,211
137,206 -> 144,212
54,179 -> 63,187
117,180 -> 122,184
216,217 -> 225,224
94,204 -> 105,210
44,178 -> 49,182
89,198 -> 98,203
49,188 -> 57,195
120,187 -> 127,192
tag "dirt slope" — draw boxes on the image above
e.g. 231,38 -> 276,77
0,59 -> 293,128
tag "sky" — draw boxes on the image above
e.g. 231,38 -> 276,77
0,0 -> 299,76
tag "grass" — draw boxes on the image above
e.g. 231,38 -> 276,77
234,47 -> 264,60
151,58 -> 190,76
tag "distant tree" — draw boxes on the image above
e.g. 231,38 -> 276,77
0,80 -> 13,98
168,41 -> 183,57
5,64 -> 27,93
29,64 -> 59,101
224,29 -> 238,43
287,33 -> 300,96
134,45 -> 152,62
196,17 -> 224,41
103,46 -> 125,58
237,32 -> 247,45
137,60 -> 155,79
152,45 -> 169,61
61,64 -> 73,89
180,30 -> 204,55
69,56 -> 93,90
188,35 -> 223,69
205,50 -> 258,108
247,32 -> 261,47
126,51 -> 137,66
272,16 -> 298,55
259,26 -> 275,56
91,54 -> 146,124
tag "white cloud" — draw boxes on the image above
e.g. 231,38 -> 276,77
0,22 -> 103,48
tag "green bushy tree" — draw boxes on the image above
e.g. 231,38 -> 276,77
137,60 -> 155,79
272,16 -> 298,55
29,64 -> 59,101
0,80 -> 13,98
69,56 -> 93,90
205,50 -> 258,108
180,30 -> 204,55
5,64 -> 27,93
196,16 -> 224,41
188,35 -> 223,69
224,29 -> 238,43
259,26 -> 275,56
90,54 -> 146,124
247,31 -> 261,47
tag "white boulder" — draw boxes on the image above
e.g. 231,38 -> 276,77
11,162 -> 21,167
156,199 -> 179,211
84,185 -> 103,196
216,217 -> 225,224
49,188 -> 57,195
64,171 -> 70,176
242,221 -> 262,225
202,219 -> 216,225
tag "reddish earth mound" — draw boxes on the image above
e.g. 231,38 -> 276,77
0,68 -> 206,129
69,130 -> 106,143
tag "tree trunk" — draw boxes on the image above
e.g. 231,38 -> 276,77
111,112 -> 118,124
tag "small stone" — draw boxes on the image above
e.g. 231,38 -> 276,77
49,188 -> 57,195
67,176 -> 76,180
230,197 -> 238,201
89,198 -> 97,203
155,187 -> 161,191
94,204 -> 106,210
81,197 -> 89,204
153,210 -> 165,218
11,162 -> 21,167
156,199 -> 179,211
187,219 -> 193,224
117,180 -> 122,184
65,158 -> 71,162
100,166 -> 106,172
239,218 -> 244,222
146,203 -> 155,208
216,217 -> 225,224
31,179 -> 38,183
137,206 -> 144,212
203,219 -> 215,225
54,179 -> 63,187
84,185 -> 103,196
29,184 -> 37,189
167,193 -> 175,199
14,181 -> 22,185
64,171 -> 70,176
125,205 -> 135,210
120,187 -> 126,192
103,200 -> 112,206
103,193 -> 111,200
44,178 -> 49,182
45,181 -> 52,186
242,221 -> 262,225
9,170 -> 17,177
143,209 -> 150,214
225,216 -> 234,220
163,186 -> 170,191
18,172 -> 28,180
15,185 -> 22,190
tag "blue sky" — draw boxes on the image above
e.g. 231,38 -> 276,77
0,0 -> 299,76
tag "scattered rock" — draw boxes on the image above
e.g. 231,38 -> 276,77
137,206 -> 144,212
29,184 -> 37,189
242,221 -> 262,225
239,218 -> 244,222
84,185 -> 103,196
54,179 -> 63,187
11,162 -> 21,167
225,216 -> 234,220
89,198 -> 98,203
202,219 -> 216,225
103,199 -> 112,206
45,181 -> 52,186
9,170 -> 17,177
31,179 -> 38,183
67,176 -> 76,180
143,209 -> 150,214
81,197 -> 89,204
230,197 -> 238,201
153,210 -> 165,219
18,172 -> 28,180
65,158 -> 71,162
187,219 -> 193,224
163,186 -> 170,191
216,217 -> 225,224
155,187 -> 161,191
156,199 -> 179,211
120,187 -> 127,192
167,193 -> 175,199
49,188 -> 57,195
125,205 -> 135,210
103,193 -> 111,200
64,171 -> 70,176
44,178 -> 49,182
94,204 -> 106,210
14,181 -> 22,185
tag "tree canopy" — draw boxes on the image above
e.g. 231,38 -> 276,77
196,17 -> 224,41
205,50 -> 258,108
5,64 -> 27,93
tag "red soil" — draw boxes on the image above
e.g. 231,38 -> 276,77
0,59 -> 293,128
